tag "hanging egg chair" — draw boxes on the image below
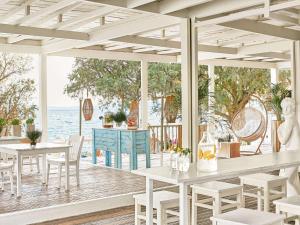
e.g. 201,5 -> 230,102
231,95 -> 268,155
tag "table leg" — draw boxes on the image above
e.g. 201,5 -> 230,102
179,183 -> 189,225
65,149 -> 70,192
42,153 -> 46,184
146,177 -> 153,225
16,153 -> 22,197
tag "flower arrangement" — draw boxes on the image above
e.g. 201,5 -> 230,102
169,141 -> 191,172
26,130 -> 42,146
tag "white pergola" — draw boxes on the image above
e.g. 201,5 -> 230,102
1,0 -> 300,161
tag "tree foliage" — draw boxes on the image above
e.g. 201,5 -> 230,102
0,53 -> 36,121
65,58 -> 141,111
213,67 -> 270,123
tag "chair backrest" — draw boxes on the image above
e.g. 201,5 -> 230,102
68,135 -> 84,161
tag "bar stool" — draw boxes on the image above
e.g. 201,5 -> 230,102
191,181 -> 243,225
239,173 -> 287,212
133,190 -> 179,225
211,208 -> 284,225
274,195 -> 300,225
0,162 -> 14,195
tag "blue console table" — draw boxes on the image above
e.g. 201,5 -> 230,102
92,128 -> 150,170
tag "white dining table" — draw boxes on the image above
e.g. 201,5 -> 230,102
0,143 -> 71,197
133,150 -> 300,225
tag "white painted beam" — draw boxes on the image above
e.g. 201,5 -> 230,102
221,19 -> 300,40
0,42 -> 42,54
238,41 -> 290,55
0,0 -> 34,23
127,0 -> 156,8
249,52 -> 290,60
43,14 -> 180,53
50,49 -> 177,63
0,23 -> 89,40
14,0 -> 79,25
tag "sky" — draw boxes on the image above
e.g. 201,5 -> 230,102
28,55 -> 77,107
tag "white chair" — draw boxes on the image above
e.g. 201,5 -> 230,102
46,135 -> 84,188
191,181 -> 243,225
239,173 -> 287,212
211,208 -> 284,225
274,195 -> 300,225
133,191 -> 179,225
21,156 -> 40,174
0,162 -> 14,195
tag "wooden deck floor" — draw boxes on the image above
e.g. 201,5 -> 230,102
0,162 -> 167,215
35,174 -> 281,225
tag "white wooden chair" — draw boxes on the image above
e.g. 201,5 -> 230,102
46,135 -> 84,188
133,191 -> 179,225
211,208 -> 284,225
274,195 -> 300,225
191,181 -> 243,225
239,173 -> 287,212
0,162 -> 14,195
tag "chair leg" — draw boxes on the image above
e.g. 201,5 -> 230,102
134,200 -> 141,225
36,155 -> 40,174
9,168 -> 14,195
76,162 -> 80,186
257,188 -> 262,211
58,164 -> 62,188
46,163 -> 50,186
213,194 -> 221,216
192,192 -> 197,225
157,206 -> 163,225
1,172 -> 4,191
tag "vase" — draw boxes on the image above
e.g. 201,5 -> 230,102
180,155 -> 190,172
170,152 -> 179,169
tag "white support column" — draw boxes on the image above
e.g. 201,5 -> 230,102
271,67 -> 279,84
39,54 -> 48,141
140,60 -> 148,129
207,65 -> 215,135
180,19 -> 192,150
191,22 -> 199,162
290,41 -> 300,124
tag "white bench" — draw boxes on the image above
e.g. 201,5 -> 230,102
274,195 -> 300,225
0,162 -> 14,194
191,181 -> 242,225
239,173 -> 287,212
211,208 -> 284,225
133,190 -> 179,225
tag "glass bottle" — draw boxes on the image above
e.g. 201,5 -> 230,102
197,131 -> 217,172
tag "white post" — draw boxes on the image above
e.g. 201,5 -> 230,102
180,19 -> 192,150
39,54 -> 48,141
207,65 -> 215,135
291,41 -> 300,124
140,61 -> 148,130
271,68 -> 279,84
191,23 -> 199,162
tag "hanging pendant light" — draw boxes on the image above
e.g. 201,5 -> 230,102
82,98 -> 93,121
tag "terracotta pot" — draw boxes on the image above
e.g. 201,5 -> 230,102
83,98 -> 93,121
271,120 -> 282,152
164,95 -> 178,123
12,125 -> 21,137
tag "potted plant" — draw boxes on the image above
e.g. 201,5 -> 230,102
26,118 -> 35,132
26,130 -> 42,146
11,118 -> 21,137
0,118 -> 7,136
112,111 -> 127,127
268,83 -> 291,152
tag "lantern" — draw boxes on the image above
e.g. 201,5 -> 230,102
82,98 -> 93,121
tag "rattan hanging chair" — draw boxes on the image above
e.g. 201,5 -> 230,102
231,95 -> 268,155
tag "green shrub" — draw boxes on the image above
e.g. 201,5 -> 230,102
26,118 -> 34,125
11,118 -> 21,125
112,111 -> 127,123
0,118 -> 7,127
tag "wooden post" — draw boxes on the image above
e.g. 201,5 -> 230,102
39,54 -> 48,141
